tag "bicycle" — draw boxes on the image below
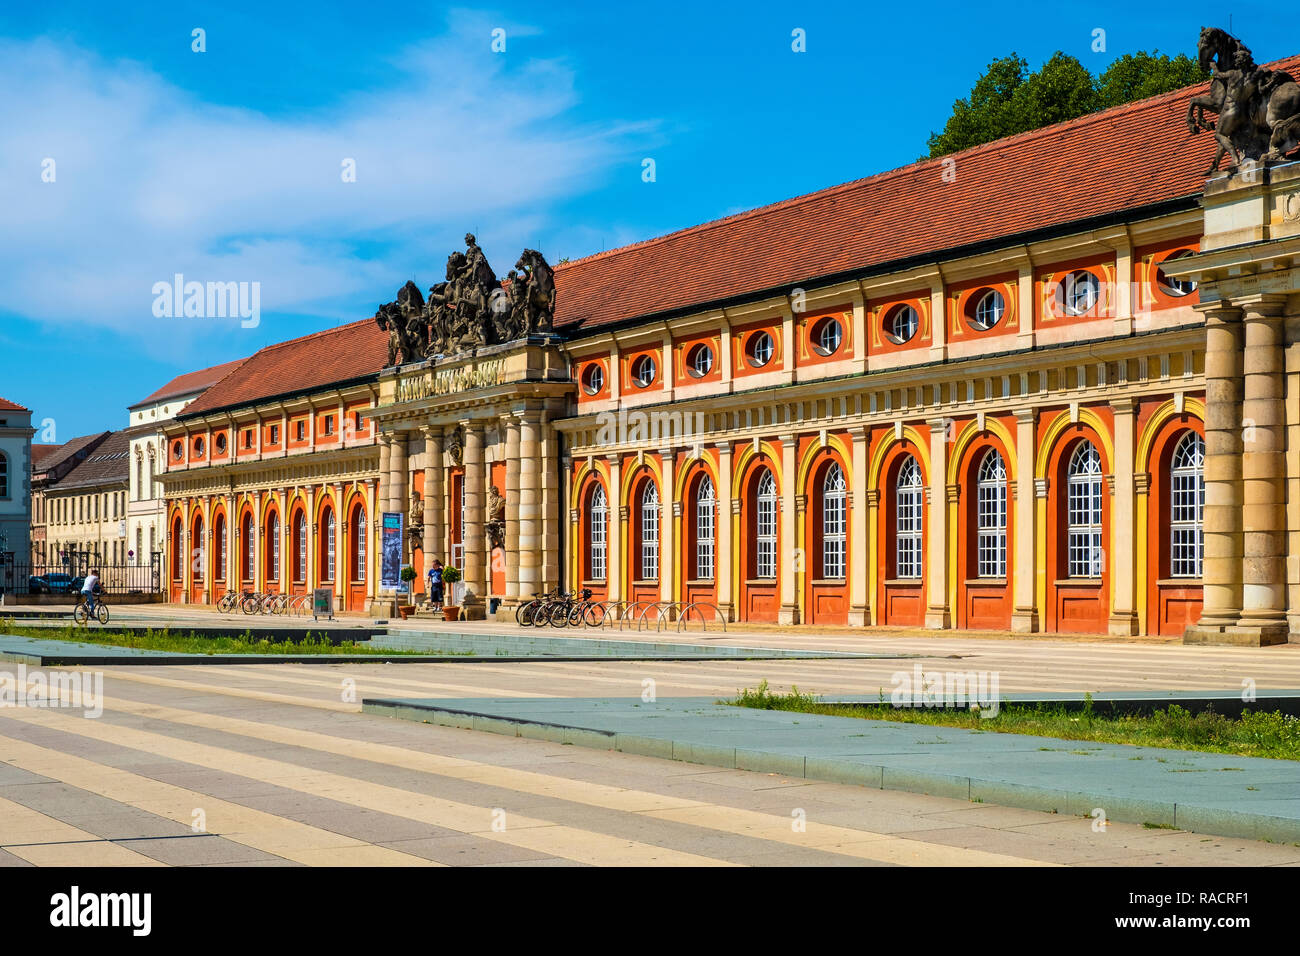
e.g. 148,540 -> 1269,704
240,591 -> 264,615
73,591 -> 109,626
217,591 -> 239,614
516,588 -> 560,627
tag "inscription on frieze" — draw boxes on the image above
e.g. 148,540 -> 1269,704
396,358 -> 508,403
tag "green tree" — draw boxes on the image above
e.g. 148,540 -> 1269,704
926,50 -> 1209,158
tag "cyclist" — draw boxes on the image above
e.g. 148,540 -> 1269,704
81,568 -> 101,616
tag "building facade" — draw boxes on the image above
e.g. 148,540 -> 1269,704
0,398 -> 35,570
126,360 -> 245,573
156,58 -> 1300,643
42,430 -> 132,574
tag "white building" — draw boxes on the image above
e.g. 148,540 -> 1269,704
125,360 -> 244,568
0,398 -> 35,572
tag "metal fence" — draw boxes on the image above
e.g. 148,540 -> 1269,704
0,556 -> 162,596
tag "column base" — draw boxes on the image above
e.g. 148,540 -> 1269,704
1107,611 -> 1139,637
461,602 -> 487,622
925,608 -> 950,629
1010,609 -> 1038,633
367,597 -> 397,618
1183,621 -> 1289,646
778,603 -> 799,626
848,604 -> 870,627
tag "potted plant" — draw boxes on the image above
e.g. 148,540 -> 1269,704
440,565 -> 462,621
398,566 -> 417,619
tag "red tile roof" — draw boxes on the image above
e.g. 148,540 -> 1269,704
0,397 -> 30,413
179,319 -> 387,418
130,358 -> 248,409
550,57 -> 1300,332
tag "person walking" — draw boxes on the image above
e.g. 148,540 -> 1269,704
427,559 -> 444,610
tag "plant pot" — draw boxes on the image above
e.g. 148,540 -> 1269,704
397,605 -> 413,620
443,605 -> 461,622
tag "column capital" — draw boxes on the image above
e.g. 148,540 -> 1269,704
1109,396 -> 1136,416
1134,472 -> 1151,495
1195,301 -> 1244,323
1013,407 -> 1038,425
1236,293 -> 1289,318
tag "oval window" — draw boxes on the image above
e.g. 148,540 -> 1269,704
1057,270 -> 1100,316
969,289 -> 1005,331
747,331 -> 775,367
582,363 -> 605,395
632,354 -> 656,388
887,305 -> 918,344
812,318 -> 843,356
1157,251 -> 1197,297
687,344 -> 714,377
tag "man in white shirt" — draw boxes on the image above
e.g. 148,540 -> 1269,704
81,569 -> 100,615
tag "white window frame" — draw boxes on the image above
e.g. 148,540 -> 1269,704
1067,441 -> 1104,577
976,449 -> 1007,577
695,474 -> 715,580
325,511 -> 336,582
816,319 -> 842,355
640,481 -> 660,580
749,332 -> 774,367
822,463 -> 846,579
295,512 -> 307,583
1061,270 -> 1100,316
973,289 -> 1004,330
691,345 -> 714,377
589,486 -> 607,581
896,456 -> 923,579
633,355 -> 656,388
755,470 -> 777,579
891,305 -> 918,344
1170,432 -> 1205,578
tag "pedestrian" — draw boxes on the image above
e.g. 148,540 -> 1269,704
427,559 -> 444,610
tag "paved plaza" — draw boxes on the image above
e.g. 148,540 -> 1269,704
0,606 -> 1299,865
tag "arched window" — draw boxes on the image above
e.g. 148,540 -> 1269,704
214,514 -> 226,580
640,481 -> 660,580
589,486 -> 607,581
171,516 -> 183,580
896,456 -> 924,578
266,512 -> 280,582
755,470 -> 777,579
976,449 -> 1008,577
294,511 -> 307,583
322,509 -> 336,582
822,463 -> 846,579
194,516 -> 206,580
695,474 -> 715,580
241,513 -> 254,581
1170,432 -> 1205,578
351,505 -> 367,582
1067,441 -> 1104,577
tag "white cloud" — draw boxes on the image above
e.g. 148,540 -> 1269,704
0,24 -> 650,351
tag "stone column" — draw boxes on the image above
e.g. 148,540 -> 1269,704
378,436 -> 392,514
541,409 -> 562,592
423,426 -> 443,569
1011,409 -> 1038,632
390,433 -> 408,522
925,418 -> 950,629
518,413 -> 541,599
306,488 -> 316,590
659,448 -> 675,604
503,415 -> 521,606
1239,295 -> 1288,640
332,483 -> 345,604
1188,304 -> 1244,639
462,421 -> 486,618
1109,398 -> 1138,635
364,479 -> 378,609
778,434 -> 798,624
848,426 -> 869,626
866,489 -> 880,625
715,443 -> 734,622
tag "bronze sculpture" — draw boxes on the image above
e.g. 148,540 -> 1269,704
1188,27 -> 1300,174
377,237 -> 560,367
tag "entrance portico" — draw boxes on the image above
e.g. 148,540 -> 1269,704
365,337 -> 571,619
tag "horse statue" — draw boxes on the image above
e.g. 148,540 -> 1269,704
1187,27 -> 1300,174
514,249 -> 557,334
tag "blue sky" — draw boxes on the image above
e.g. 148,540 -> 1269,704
0,0 -> 1290,439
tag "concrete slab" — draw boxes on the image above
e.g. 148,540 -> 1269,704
362,695 -> 1300,845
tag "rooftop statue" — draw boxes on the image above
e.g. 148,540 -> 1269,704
1188,27 -> 1300,174
375,280 -> 427,368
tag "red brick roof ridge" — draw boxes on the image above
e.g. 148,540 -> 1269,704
553,55 -> 1300,277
